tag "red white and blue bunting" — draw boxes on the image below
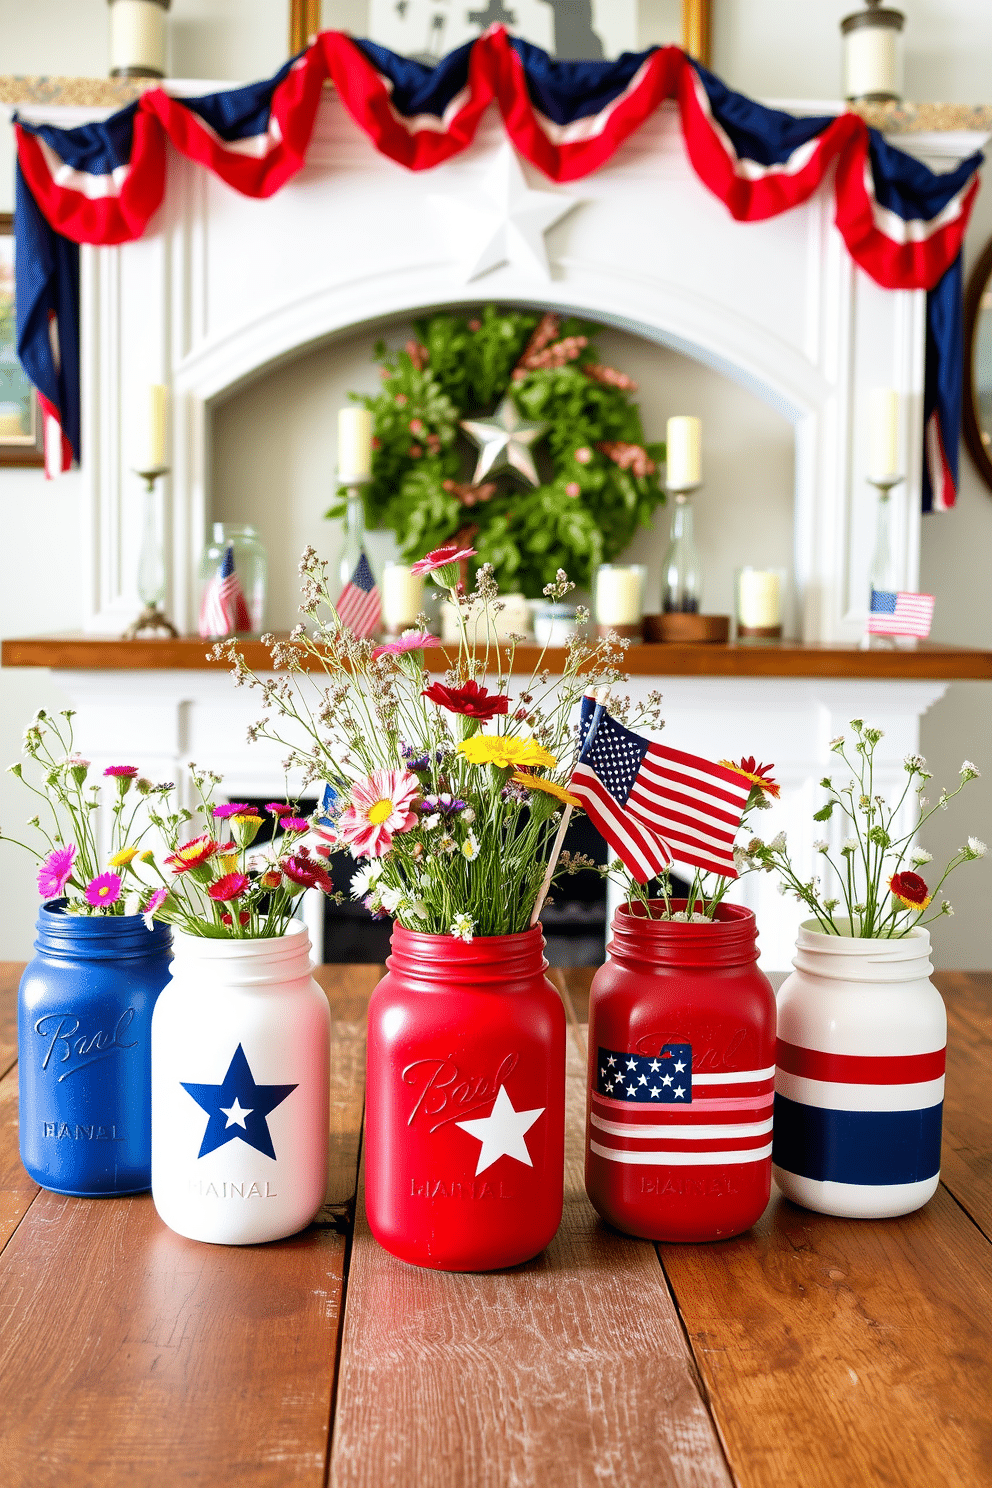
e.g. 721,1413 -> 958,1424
13,26 -> 983,507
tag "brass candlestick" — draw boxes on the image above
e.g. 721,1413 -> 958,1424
122,466 -> 180,640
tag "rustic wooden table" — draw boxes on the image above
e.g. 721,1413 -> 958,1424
0,962 -> 989,1488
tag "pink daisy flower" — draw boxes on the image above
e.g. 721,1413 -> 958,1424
212,802 -> 258,819
371,632 -> 440,660
337,769 -> 421,858
410,544 -> 476,577
85,871 -> 122,908
143,887 -> 169,917
103,765 -> 138,778
37,844 -> 76,899
207,873 -> 250,902
265,803 -> 295,817
279,817 -> 311,833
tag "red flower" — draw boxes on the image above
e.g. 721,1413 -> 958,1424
889,872 -> 931,910
103,765 -> 138,778
422,679 -> 509,720
282,855 -> 333,892
719,756 -> 780,799
207,872 -> 250,902
221,911 -> 251,927
164,835 -> 219,872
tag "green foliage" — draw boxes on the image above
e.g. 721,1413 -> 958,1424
325,306 -> 666,597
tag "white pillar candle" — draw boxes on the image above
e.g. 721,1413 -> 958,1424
737,569 -> 781,629
868,388 -> 900,481
146,383 -> 168,468
666,416 -> 702,489
338,407 -> 373,483
381,564 -> 424,631
595,566 -> 644,626
844,25 -> 903,101
109,0 -> 168,77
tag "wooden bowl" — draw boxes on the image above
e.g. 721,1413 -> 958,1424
643,613 -> 730,644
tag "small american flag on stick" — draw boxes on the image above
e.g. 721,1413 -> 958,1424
867,589 -> 935,638
336,551 -> 381,638
569,698 -> 752,883
199,544 -> 253,638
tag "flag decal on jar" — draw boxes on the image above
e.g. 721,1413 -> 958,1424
181,1043 -> 297,1160
772,1040 -> 945,1186
589,1057 -> 774,1167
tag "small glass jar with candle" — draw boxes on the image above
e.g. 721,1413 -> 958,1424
381,563 -> 425,636
594,564 -> 646,642
841,2 -> 905,103
735,567 -> 786,641
109,0 -> 171,80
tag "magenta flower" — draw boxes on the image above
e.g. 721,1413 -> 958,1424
372,632 -> 440,660
143,887 -> 168,917
410,544 -> 476,577
265,803 -> 295,817
212,802 -> 258,819
103,765 -> 138,778
37,844 -> 76,899
337,769 -> 421,858
279,817 -> 310,833
85,871 -> 122,908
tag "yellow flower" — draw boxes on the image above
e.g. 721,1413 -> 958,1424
218,853 -> 239,876
108,846 -> 139,868
458,736 -> 556,771
511,772 -> 581,808
139,849 -> 155,863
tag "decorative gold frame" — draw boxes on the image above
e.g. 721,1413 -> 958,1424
290,1 -> 711,65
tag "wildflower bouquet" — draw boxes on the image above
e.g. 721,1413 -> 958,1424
217,545 -> 664,941
740,720 -> 984,937
2,711 -> 335,937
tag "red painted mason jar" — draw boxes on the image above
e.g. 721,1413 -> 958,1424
365,924 -> 566,1271
585,901 -> 776,1242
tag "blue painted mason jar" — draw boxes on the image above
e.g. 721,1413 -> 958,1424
18,900 -> 173,1196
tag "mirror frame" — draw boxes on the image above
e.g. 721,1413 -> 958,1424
962,234 -> 992,495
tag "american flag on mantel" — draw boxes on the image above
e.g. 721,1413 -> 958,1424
199,544 -> 252,638
868,589 -> 935,638
569,696 -> 752,883
336,552 -> 381,638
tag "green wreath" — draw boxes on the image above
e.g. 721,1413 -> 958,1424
327,306 -> 666,597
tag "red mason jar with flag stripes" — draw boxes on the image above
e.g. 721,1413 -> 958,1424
585,901 -> 776,1242
772,922 -> 944,1218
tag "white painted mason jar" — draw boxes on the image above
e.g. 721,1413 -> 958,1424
151,922 -> 330,1244
772,921 -> 945,1219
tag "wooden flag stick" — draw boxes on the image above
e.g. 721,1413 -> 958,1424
529,804 -> 573,928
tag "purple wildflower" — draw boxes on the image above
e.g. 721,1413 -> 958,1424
421,793 -> 468,817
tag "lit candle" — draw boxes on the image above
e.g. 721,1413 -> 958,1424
338,407 -> 373,483
868,388 -> 900,482
666,416 -> 702,489
147,384 -> 168,469
737,569 -> 781,630
381,563 -> 424,632
109,0 -> 168,79
595,565 -> 644,626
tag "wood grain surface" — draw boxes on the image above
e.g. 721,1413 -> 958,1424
0,962 -> 20,1081
314,964 -> 379,1224
328,1025 -> 733,1488
4,633 -> 992,680
935,971 -> 992,1240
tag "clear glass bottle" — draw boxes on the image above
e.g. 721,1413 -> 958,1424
869,488 -> 899,603
661,494 -> 701,613
339,493 -> 366,596
198,523 -> 267,637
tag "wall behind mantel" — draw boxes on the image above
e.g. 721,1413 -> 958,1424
210,323 -> 794,632
1,0 -> 990,962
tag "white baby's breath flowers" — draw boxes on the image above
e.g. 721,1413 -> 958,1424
903,753 -> 927,772
960,761 -> 981,781
840,838 -> 858,856
965,837 -> 988,859
461,807 -> 476,824
941,901 -> 954,916
829,735 -> 845,752
450,912 -> 475,942
813,839 -> 829,854
909,847 -> 932,865
769,831 -> 787,853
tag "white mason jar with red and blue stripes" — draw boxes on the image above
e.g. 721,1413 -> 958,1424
773,922 -> 944,1219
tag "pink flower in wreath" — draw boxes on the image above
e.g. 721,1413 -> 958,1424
574,447 -> 592,465
565,481 -> 581,498
411,543 -> 477,577
337,769 -> 421,858
38,844 -> 76,899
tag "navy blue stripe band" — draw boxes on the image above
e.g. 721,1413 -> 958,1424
772,1094 -> 942,1186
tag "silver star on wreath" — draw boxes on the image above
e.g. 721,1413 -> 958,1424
460,396 -> 548,487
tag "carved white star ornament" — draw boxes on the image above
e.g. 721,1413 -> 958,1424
430,141 -> 579,282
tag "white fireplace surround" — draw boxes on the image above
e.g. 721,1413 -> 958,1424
39,88 -> 981,642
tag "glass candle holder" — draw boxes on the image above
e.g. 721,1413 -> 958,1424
735,567 -> 786,641
198,523 -> 267,638
381,562 -> 425,635
595,564 -> 646,642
